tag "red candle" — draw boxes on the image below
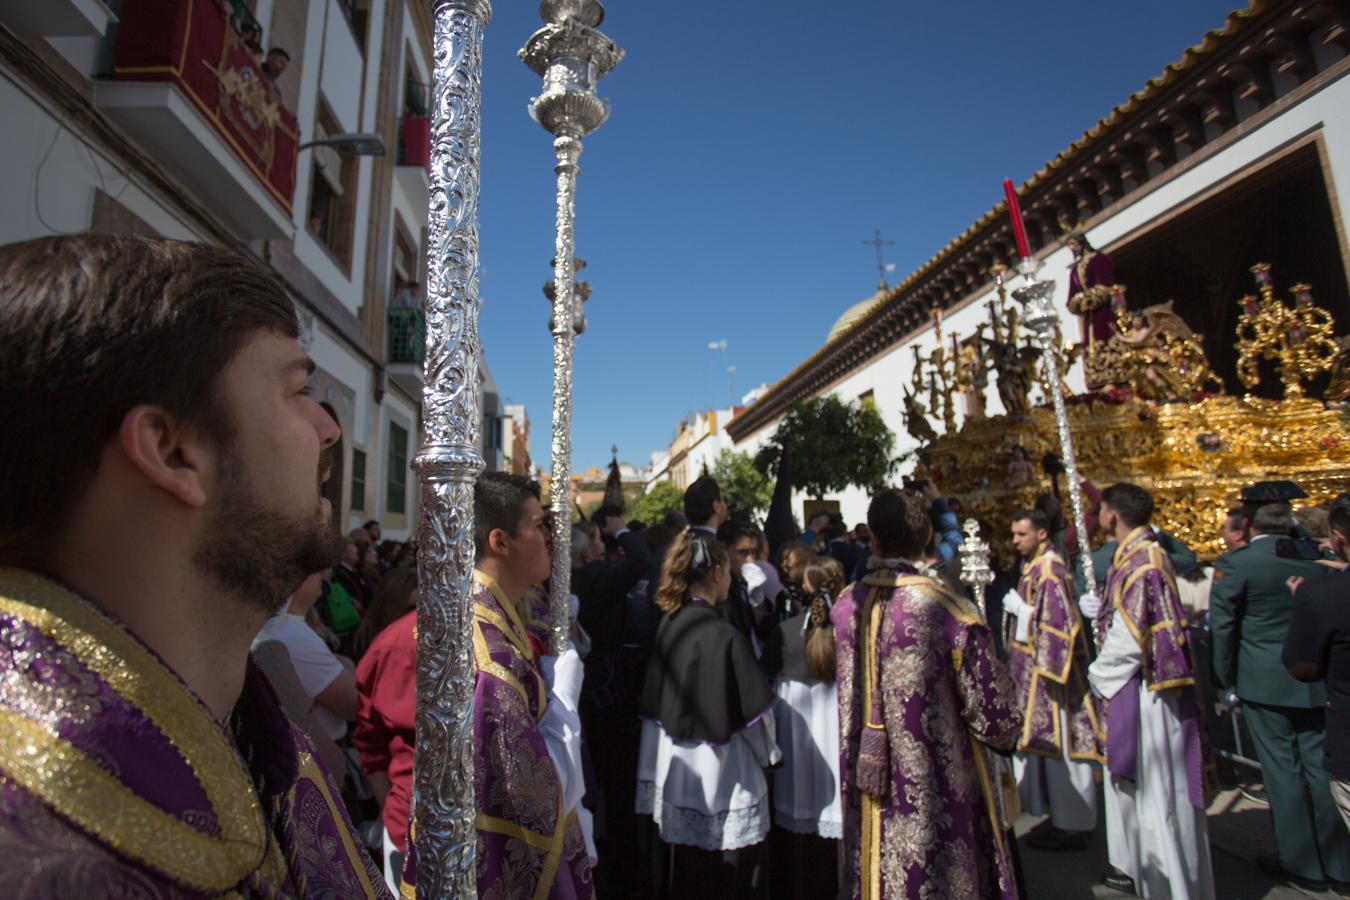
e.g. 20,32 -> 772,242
1003,178 -> 1031,260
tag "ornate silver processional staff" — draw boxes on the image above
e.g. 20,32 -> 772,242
521,0 -> 624,653
411,1 -> 490,897
1012,257 -> 1101,617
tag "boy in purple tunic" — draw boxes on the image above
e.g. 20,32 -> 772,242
834,488 -> 1023,900
1087,483 -> 1214,899
0,235 -> 389,897
401,473 -> 594,899
1003,509 -> 1102,851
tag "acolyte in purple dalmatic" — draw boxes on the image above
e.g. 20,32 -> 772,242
400,571 -> 592,900
1093,529 -> 1210,807
0,568 -> 390,898
834,562 -> 1022,900
1007,544 -> 1103,761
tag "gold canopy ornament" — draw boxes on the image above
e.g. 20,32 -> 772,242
1235,263 -> 1338,399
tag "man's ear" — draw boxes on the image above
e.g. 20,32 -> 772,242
117,406 -> 209,508
486,526 -> 511,558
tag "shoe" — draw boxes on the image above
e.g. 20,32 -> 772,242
1256,857 -> 1327,892
1329,879 -> 1350,899
1239,785 -> 1269,805
1025,826 -> 1090,851
1099,867 -> 1137,894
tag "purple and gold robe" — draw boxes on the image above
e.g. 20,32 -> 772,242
0,568 -> 389,898
834,564 -> 1022,900
1094,529 -> 1209,803
438,571 -> 591,899
1007,545 -> 1102,761
1067,251 -> 1115,347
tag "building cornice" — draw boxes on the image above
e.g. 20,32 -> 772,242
727,0 -> 1348,442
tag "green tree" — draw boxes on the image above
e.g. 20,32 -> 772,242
629,479 -> 684,525
711,448 -> 772,519
753,396 -> 896,497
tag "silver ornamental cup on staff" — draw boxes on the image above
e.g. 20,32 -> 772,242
1012,257 -> 1101,626
959,519 -> 996,618
521,0 -> 624,653
410,1 -> 491,896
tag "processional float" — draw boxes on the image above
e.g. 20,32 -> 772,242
411,2 -> 621,895
907,179 -> 1350,581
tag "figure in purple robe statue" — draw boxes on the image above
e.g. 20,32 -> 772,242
1088,484 -> 1215,899
1064,232 -> 1115,379
0,569 -> 390,898
835,489 -> 1023,900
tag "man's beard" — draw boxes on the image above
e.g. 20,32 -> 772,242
192,447 -> 344,616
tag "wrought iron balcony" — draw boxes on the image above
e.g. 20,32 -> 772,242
388,307 -> 426,365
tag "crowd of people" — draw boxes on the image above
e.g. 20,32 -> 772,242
1,234 -> 1348,899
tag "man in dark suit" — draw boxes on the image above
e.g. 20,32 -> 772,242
1284,495 -> 1350,865
1211,485 -> 1349,890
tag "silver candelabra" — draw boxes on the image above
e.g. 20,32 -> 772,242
411,1 -> 491,897
1011,257 -> 1100,619
958,519 -> 996,618
521,0 -> 623,654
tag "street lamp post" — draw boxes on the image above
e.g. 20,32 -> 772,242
520,0 -> 623,654
410,1 -> 491,897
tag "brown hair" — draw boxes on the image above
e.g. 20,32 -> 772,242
351,566 -> 419,658
802,556 -> 844,682
654,529 -> 728,614
777,544 -> 814,587
0,235 -> 298,563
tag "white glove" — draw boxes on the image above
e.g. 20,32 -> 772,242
1078,593 -> 1102,619
1001,589 -> 1030,618
742,561 -> 768,608
541,647 -> 584,713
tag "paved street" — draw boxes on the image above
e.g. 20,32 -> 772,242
1015,787 -> 1343,899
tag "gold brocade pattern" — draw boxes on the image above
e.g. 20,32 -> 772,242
286,752 -> 383,898
0,569 -> 266,892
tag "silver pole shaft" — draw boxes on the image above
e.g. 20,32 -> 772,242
411,2 -> 491,896
548,130 -> 582,655
1037,335 -> 1099,606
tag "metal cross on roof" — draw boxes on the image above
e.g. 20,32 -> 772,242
863,228 -> 896,290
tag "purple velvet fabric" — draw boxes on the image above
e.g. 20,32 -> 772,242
1068,252 -> 1116,344
833,567 -> 1022,899
1106,675 -> 1141,782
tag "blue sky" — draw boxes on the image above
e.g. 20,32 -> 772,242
473,1 -> 1240,472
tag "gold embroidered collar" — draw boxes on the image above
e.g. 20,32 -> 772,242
0,568 -> 267,892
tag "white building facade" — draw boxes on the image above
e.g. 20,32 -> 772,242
727,2 -> 1350,528
0,0 -> 511,540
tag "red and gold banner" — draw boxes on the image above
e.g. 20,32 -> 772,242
113,0 -> 299,213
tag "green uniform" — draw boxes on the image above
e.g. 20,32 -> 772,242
1209,535 -> 1350,883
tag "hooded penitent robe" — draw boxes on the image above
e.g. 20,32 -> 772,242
0,568 -> 390,899
834,562 -> 1022,900
1088,528 -> 1214,900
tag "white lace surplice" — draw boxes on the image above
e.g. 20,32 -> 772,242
635,711 -> 781,851
771,678 -> 842,839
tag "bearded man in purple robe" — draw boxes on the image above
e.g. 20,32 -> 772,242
1064,231 -> 1115,351
1087,482 -> 1214,899
0,235 -> 389,897
1002,508 -> 1102,852
834,488 -> 1022,900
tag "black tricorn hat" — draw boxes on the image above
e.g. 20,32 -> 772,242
1240,480 -> 1307,504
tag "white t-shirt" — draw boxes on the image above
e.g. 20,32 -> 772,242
256,612 -> 347,740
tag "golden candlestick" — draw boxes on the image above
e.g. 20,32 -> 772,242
1235,263 -> 1337,399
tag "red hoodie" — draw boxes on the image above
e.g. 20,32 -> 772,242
353,610 -> 416,850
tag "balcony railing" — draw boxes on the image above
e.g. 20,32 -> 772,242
388,307 -> 426,365
104,0 -> 299,231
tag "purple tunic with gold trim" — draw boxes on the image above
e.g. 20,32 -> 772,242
0,568 -> 390,899
1094,529 -> 1211,805
1007,546 -> 1102,761
833,564 -> 1022,900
